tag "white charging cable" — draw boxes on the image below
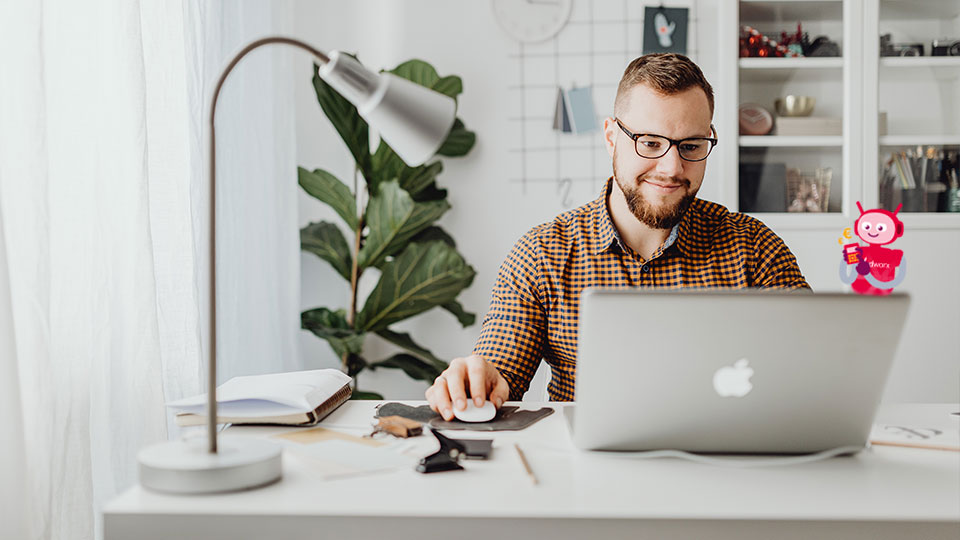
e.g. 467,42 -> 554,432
599,445 -> 868,468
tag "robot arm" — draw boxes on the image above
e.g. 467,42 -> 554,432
838,259 -> 857,284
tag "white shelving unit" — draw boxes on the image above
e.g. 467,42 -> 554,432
718,0 -> 960,228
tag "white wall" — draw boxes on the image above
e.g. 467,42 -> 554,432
291,0 -> 958,402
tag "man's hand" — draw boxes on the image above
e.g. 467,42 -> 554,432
425,355 -> 510,421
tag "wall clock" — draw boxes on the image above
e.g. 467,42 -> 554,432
492,0 -> 574,43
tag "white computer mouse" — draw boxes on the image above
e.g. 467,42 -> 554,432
452,400 -> 496,423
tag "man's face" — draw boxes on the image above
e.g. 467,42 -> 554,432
603,83 -> 713,229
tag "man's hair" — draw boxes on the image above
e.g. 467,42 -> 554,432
613,53 -> 714,117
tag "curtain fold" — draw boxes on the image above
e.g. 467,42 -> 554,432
0,1 -> 297,538
0,179 -> 28,540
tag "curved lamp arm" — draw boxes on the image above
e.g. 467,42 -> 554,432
207,37 -> 329,454
206,37 -> 456,453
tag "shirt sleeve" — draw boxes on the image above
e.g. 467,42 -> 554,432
751,223 -> 811,290
472,231 -> 547,401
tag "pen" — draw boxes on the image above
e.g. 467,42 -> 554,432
514,443 -> 538,486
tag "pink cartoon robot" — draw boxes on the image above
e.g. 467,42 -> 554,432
839,202 -> 906,295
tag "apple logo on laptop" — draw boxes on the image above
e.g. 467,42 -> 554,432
713,359 -> 754,397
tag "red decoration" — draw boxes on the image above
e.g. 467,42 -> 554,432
740,24 -> 803,58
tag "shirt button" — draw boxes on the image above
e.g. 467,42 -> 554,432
642,265 -> 650,273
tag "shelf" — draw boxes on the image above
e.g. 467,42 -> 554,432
740,57 -> 843,69
879,57 -> 960,80
880,57 -> 960,69
880,135 -> 960,147
740,135 -> 843,147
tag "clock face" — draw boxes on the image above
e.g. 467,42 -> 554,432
492,0 -> 574,43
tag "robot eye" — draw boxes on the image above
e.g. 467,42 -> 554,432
861,221 -> 871,231
876,223 -> 887,232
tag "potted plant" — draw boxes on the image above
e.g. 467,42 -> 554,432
299,56 -> 477,399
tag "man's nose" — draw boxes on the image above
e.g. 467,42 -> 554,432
655,145 -> 685,177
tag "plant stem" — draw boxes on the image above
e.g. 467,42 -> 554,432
343,165 -> 364,373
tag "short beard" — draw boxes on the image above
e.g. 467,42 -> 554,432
613,152 -> 696,230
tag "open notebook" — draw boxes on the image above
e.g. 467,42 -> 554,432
167,369 -> 352,426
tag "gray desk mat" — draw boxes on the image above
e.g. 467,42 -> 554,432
375,403 -> 553,431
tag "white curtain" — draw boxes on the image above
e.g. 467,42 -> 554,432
0,1 -> 299,539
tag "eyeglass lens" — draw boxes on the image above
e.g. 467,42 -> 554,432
635,135 -> 713,161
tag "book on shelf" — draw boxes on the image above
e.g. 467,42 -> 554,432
167,368 -> 353,427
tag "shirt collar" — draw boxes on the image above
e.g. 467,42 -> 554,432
594,177 -> 683,256
593,179 -> 620,254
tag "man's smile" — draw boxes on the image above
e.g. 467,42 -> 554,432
643,179 -> 683,194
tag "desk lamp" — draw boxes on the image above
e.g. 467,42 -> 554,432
137,37 -> 456,494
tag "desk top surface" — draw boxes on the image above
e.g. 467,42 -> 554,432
106,402 -> 960,522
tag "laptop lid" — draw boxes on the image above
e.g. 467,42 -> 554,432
571,289 -> 910,453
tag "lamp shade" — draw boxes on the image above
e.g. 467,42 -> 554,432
318,51 -> 456,166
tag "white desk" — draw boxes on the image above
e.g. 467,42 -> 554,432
105,402 -> 960,540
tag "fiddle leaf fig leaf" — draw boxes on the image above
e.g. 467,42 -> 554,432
298,167 -> 358,230
441,300 -> 476,328
356,241 -> 476,332
375,328 -> 446,369
432,75 -> 463,99
398,161 -> 443,198
351,390 -> 385,400
388,60 -> 462,99
369,141 -> 407,192
368,353 -> 443,383
436,118 -> 476,157
311,59 -> 372,179
300,221 -> 352,281
357,180 -> 449,269
301,307 -> 365,358
410,225 -> 456,247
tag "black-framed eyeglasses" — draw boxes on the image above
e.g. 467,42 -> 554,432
615,118 -> 718,162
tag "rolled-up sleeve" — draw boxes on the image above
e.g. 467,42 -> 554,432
751,224 -> 811,290
473,232 -> 547,400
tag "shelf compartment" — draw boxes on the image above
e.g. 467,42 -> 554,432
740,0 -> 843,24
879,0 -> 960,21
880,135 -> 960,146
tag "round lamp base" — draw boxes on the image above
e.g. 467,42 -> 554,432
138,435 -> 282,494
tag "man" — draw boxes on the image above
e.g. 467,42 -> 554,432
426,53 -> 809,420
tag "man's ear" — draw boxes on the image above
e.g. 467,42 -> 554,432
602,117 -> 617,158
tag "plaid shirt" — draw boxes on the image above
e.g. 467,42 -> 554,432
473,178 -> 810,401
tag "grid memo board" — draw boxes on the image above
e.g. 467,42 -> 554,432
507,0 -> 699,209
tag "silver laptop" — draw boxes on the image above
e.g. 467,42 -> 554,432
569,289 -> 911,453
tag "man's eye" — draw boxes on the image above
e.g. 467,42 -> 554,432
680,143 -> 704,152
641,140 -> 662,149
